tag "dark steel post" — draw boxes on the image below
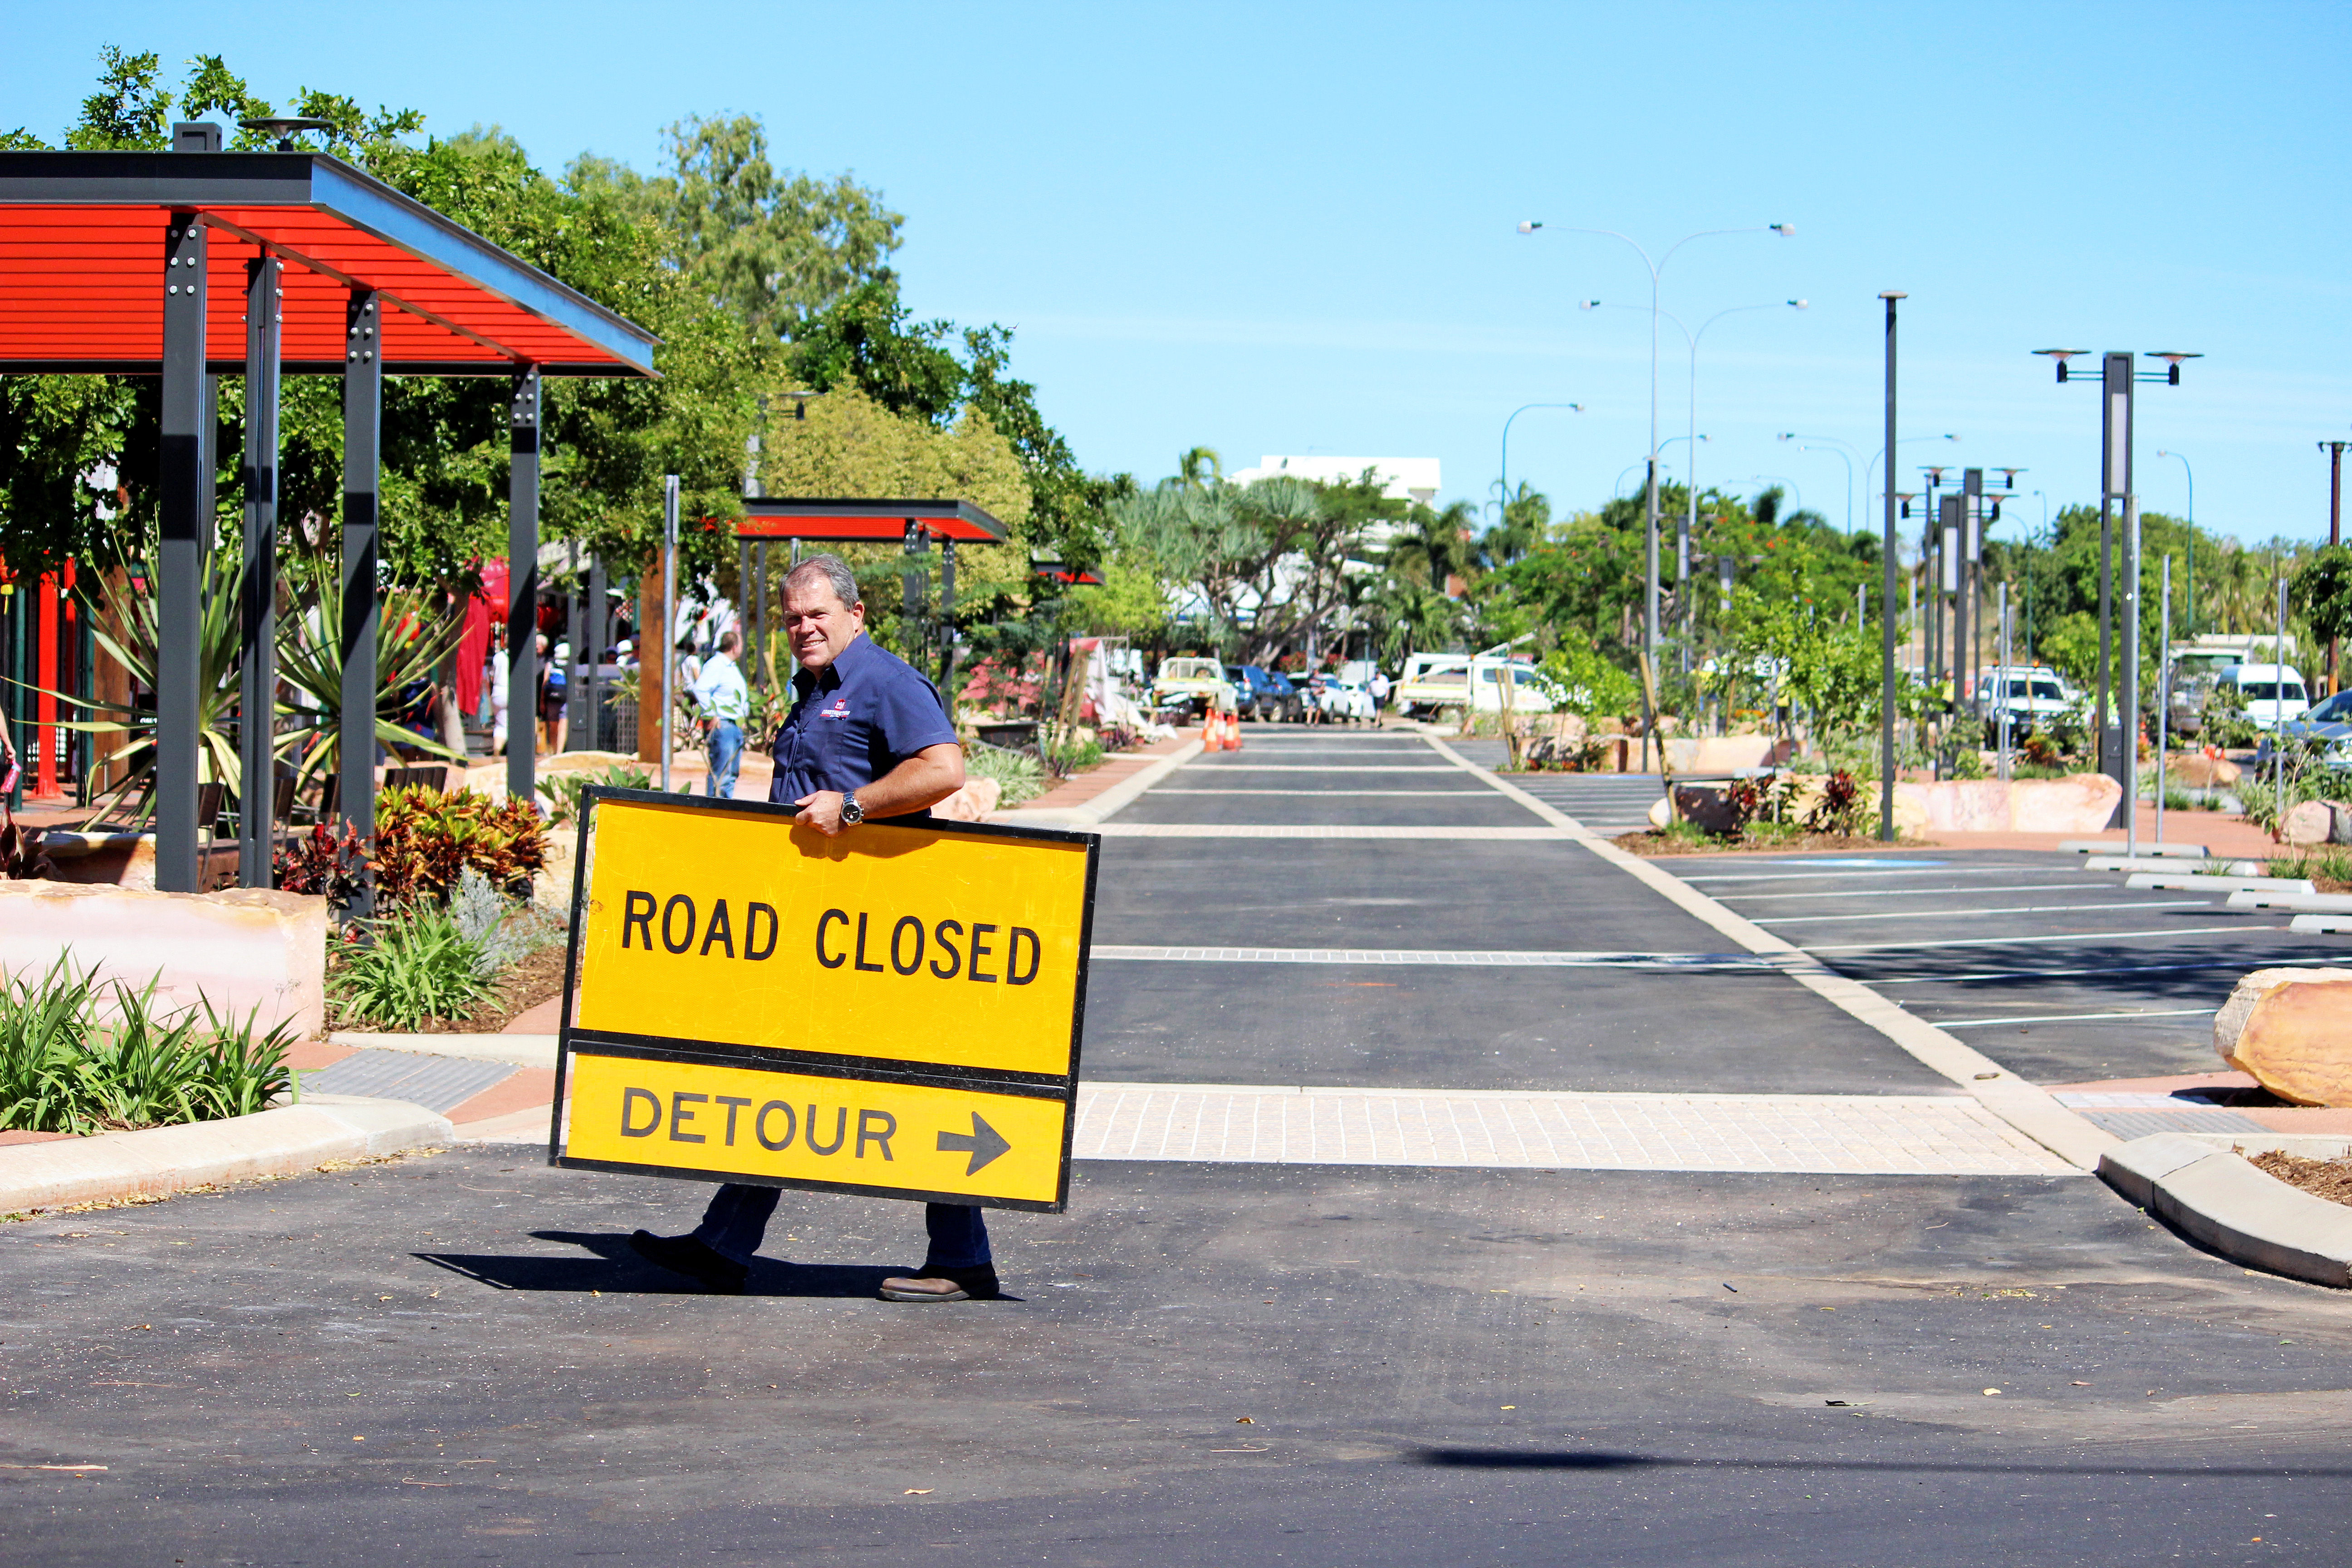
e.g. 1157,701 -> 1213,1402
237,255 -> 281,888
1960,467 -> 1981,744
901,519 -> 926,655
2326,440 -> 2345,694
156,211 -> 209,893
564,543 -> 583,755
507,370 -> 540,808
939,536 -> 958,690
340,289 -> 382,916
585,557 -> 607,750
2099,352 -> 2133,819
1877,292 -> 1903,840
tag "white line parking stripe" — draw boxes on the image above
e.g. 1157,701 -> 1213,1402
1753,899 -> 2217,926
1684,865 -> 2064,882
1182,764 -> 1465,771
1936,1008 -> 2219,1028
1093,824 -> 1576,838
1867,955 -> 2352,985
1801,923 -> 2281,954
1718,879 -> 2107,902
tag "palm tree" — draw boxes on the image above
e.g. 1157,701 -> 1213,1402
1387,500 -> 1479,595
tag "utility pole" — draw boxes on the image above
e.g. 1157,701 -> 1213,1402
1877,292 -> 1905,842
2035,346 -> 2198,829
2324,439 -> 2347,694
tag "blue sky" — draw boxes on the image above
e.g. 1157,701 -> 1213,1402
9,1 -> 2351,547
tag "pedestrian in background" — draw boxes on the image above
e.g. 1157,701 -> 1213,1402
629,554 -> 993,1302
689,628 -> 750,798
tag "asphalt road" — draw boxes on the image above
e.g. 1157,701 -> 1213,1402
5,724 -> 2348,1565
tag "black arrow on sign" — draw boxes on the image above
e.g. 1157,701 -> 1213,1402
937,1112 -> 1011,1175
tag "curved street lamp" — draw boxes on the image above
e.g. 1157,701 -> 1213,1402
2155,448 -> 2195,637
1519,218 -> 1795,683
1497,402 -> 1584,524
1777,432 -> 1856,534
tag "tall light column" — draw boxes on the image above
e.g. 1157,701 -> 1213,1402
1878,291 -> 1905,842
1518,218 -> 1794,686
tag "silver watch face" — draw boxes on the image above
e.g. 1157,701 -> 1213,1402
842,793 -> 863,823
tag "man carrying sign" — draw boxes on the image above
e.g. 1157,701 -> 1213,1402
628,554 -> 998,1302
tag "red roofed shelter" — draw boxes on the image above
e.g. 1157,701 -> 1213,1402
0,122 -> 658,898
733,496 -> 1008,691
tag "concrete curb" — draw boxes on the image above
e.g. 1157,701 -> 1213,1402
0,1093 -> 451,1215
1419,733 -> 2121,1173
2100,1132 -> 2352,1287
328,1031 -> 559,1069
991,738 -> 1205,827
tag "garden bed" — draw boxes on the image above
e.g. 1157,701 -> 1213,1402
2247,1149 -> 2352,1209
1612,827 -> 1919,857
396,940 -> 568,1034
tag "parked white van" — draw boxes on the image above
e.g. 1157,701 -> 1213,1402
2218,662 -> 2310,733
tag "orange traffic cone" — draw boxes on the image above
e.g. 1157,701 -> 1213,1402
1226,710 -> 1242,751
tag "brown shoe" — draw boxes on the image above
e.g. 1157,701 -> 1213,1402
879,1264 -> 999,1302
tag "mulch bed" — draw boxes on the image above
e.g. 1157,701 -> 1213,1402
407,941 -> 569,1034
1611,830 -> 1920,858
2248,1149 -> 2352,1209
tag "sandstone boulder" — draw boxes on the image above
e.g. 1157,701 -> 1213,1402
2171,752 -> 2242,789
2280,799 -> 2352,847
931,776 -> 1004,822
2216,967 -> 2352,1107
0,881 -> 326,1039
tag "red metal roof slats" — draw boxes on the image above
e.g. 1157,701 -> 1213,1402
0,154 -> 657,375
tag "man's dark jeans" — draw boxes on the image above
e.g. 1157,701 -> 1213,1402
692,1183 -> 991,1270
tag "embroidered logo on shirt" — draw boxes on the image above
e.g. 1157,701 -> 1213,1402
820,698 -> 852,719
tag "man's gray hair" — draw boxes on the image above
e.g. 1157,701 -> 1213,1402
782,554 -> 862,612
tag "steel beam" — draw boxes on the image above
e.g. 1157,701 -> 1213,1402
340,288 -> 382,916
156,210 -> 208,893
238,254 -> 282,887
507,369 -> 541,807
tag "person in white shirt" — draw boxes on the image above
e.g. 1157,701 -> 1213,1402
687,630 -> 751,797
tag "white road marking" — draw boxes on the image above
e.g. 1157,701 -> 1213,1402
1149,788 -> 1494,797
1073,1083 -> 2073,1176
1936,1008 -> 2220,1028
1802,924 -> 2280,954
1092,824 -> 1577,838
1683,865 -> 2065,883
1752,900 -> 2218,927
1867,955 -> 2352,985
1717,879 -> 2101,902
1093,944 -> 1774,969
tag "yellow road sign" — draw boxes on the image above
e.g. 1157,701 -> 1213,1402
550,789 -> 1098,1211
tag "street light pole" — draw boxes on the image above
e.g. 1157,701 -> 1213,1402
2323,439 -> 2347,693
2156,450 -> 2194,639
1519,218 -> 1793,703
1879,291 -> 1905,842
1779,433 -> 1856,534
1498,402 -> 1584,525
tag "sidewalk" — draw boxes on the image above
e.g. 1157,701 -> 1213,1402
993,732 -> 1195,816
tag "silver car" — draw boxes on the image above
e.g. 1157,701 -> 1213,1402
2275,687 -> 2352,769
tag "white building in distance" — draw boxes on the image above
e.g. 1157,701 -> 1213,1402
1227,455 -> 1440,509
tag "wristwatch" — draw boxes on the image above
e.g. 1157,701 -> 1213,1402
840,791 -> 865,826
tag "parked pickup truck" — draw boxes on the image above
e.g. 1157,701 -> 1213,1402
1392,652 -> 1556,722
1149,656 -> 1235,718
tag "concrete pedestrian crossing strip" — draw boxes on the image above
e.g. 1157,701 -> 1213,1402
301,1049 -> 519,1114
1092,943 -> 1776,970
1072,1082 -> 2074,1175
1090,823 -> 1577,838
2049,1090 -> 2275,1140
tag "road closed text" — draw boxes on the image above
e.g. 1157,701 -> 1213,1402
618,894 -> 1045,986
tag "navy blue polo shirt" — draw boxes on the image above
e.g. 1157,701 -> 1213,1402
768,632 -> 959,822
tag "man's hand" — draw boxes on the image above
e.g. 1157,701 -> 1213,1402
794,791 -> 847,836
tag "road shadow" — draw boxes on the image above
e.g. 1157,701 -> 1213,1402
417,1231 -> 1023,1300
